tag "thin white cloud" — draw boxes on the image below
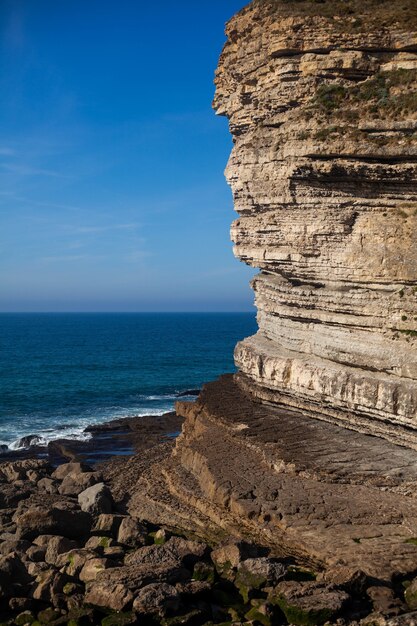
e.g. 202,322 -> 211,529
74,223 -> 140,235
40,254 -> 89,263
1,163 -> 68,178
0,147 -> 16,156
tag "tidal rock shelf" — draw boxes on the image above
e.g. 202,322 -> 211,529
132,376 -> 417,582
213,0 -> 417,445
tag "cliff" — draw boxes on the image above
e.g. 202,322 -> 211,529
125,0 -> 417,614
214,0 -> 417,446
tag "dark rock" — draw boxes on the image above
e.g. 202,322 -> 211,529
9,597 -> 34,613
0,553 -> 32,598
78,482 -> 113,515
100,612 -> 137,626
14,611 -> 35,625
132,582 -> 180,617
37,607 -> 61,623
26,545 -> 46,563
16,435 -> 42,449
176,390 -> 200,397
367,584 -> 406,616
0,483 -> 33,508
0,539 -> 31,557
16,506 -> 92,540
270,581 -> 350,626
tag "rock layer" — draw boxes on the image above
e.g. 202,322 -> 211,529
213,0 -> 417,445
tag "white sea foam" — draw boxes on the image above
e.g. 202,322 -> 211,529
0,405 -> 174,451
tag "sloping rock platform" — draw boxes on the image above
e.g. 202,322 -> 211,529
131,375 -> 417,583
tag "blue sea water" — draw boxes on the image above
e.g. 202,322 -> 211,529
0,313 -> 257,449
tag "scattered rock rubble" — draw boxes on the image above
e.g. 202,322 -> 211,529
0,458 -> 417,625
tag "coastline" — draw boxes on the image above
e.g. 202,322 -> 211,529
0,408 -> 186,466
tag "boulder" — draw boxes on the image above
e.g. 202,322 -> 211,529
84,535 -> 114,550
31,569 -> 67,603
51,462 -> 91,481
56,548 -> 97,577
85,562 -> 189,612
132,582 -> 180,617
237,557 -> 287,589
103,546 -> 125,561
78,483 -> 113,515
404,578 -> 417,611
37,478 -> 58,494
25,545 -> 46,563
79,557 -> 115,582
16,506 -> 92,540
126,537 -> 207,570
93,513 -> 125,537
58,471 -> 102,496
0,539 -> 31,557
0,553 -> 32,598
45,535 -> 78,565
211,541 -> 259,579
270,581 -> 350,626
14,610 -> 35,625
84,579 -> 134,612
117,516 -> 147,547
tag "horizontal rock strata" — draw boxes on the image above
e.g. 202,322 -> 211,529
213,0 -> 417,444
133,375 -> 417,583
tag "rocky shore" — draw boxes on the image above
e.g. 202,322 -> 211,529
2,0 -> 416,624
1,402 -> 417,626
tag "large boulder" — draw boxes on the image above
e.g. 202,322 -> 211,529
126,536 -> 207,570
93,513 -> 125,537
117,516 -> 147,547
236,557 -> 287,601
78,483 -> 113,515
132,582 -> 180,617
15,505 -> 92,540
45,535 -> 78,566
270,581 -> 350,626
58,471 -> 102,496
51,462 -> 91,481
79,557 -> 115,583
85,561 -> 190,613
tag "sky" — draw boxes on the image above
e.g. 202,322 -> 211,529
0,0 -> 256,312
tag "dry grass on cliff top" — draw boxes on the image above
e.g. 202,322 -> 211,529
254,0 -> 417,29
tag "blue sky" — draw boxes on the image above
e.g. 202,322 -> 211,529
0,0 -> 255,312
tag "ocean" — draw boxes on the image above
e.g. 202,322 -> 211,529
0,313 -> 257,450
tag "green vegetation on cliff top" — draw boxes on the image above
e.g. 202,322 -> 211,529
253,0 -> 417,28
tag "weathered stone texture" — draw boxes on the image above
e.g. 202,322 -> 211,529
213,0 -> 417,444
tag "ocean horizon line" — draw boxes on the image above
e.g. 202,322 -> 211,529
0,310 -> 255,315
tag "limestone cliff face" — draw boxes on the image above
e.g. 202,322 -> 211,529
213,0 -> 417,445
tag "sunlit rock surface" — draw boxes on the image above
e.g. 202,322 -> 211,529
213,0 -> 417,445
